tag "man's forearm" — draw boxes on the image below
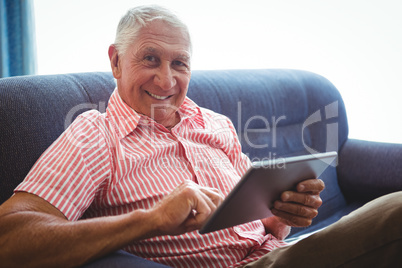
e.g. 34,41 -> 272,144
0,208 -> 156,268
0,181 -> 222,267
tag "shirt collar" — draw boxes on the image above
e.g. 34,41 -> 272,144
106,88 -> 205,139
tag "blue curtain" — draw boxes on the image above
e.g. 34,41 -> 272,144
0,0 -> 36,77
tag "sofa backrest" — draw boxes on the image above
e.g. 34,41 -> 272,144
0,69 -> 349,221
188,69 -> 348,160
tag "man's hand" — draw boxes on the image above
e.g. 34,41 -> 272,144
271,178 -> 325,227
149,180 -> 224,236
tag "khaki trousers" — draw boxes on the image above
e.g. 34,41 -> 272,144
242,191 -> 402,268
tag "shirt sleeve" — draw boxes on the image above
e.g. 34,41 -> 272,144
15,110 -> 112,221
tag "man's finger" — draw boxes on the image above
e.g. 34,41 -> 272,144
200,187 -> 224,207
184,190 -> 219,230
274,200 -> 319,219
281,191 -> 322,209
271,208 -> 313,227
297,179 -> 325,194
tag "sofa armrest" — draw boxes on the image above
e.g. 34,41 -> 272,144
337,139 -> 402,202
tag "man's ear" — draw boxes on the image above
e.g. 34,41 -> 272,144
108,45 -> 122,79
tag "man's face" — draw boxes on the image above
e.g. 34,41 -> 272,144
110,20 -> 192,129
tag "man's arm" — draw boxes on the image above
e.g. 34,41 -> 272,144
262,178 -> 325,240
0,181 -> 223,268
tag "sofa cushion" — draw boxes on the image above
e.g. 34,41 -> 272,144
81,250 -> 171,268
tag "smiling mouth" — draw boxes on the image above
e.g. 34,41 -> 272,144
145,91 -> 172,100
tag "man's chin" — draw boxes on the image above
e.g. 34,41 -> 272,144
150,109 -> 180,129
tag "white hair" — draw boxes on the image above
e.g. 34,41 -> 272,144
114,5 -> 192,56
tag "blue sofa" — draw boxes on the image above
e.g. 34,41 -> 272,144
1,69 -> 401,266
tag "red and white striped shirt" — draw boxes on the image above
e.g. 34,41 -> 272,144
16,88 -> 287,267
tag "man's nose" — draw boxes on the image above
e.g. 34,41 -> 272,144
154,63 -> 176,90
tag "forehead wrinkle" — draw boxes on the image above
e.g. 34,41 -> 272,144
139,45 -> 190,61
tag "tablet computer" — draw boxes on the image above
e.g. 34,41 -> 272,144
199,151 -> 337,234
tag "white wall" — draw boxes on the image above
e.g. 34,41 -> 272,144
34,0 -> 402,144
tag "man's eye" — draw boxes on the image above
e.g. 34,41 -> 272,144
172,60 -> 189,70
144,55 -> 157,62
173,60 -> 184,66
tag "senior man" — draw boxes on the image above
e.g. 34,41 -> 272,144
0,5 -> 401,268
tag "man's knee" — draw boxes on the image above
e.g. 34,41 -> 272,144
364,191 -> 402,214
